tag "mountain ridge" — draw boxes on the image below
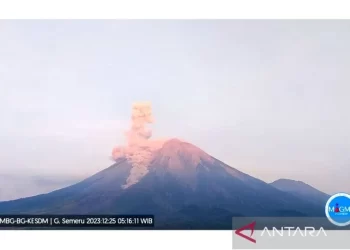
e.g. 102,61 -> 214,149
0,138 -> 326,229
270,178 -> 330,205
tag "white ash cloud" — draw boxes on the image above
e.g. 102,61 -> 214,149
111,102 -> 165,188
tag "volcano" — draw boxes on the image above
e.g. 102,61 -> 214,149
0,139 -> 325,229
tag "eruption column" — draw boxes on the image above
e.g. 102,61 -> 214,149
112,102 -> 162,188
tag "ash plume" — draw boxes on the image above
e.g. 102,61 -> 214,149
126,102 -> 153,146
112,102 -> 165,188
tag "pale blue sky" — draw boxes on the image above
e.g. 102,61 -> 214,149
0,20 -> 349,194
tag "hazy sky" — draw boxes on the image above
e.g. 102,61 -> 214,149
0,20 -> 349,194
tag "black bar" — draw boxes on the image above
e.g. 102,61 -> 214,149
0,215 -> 154,228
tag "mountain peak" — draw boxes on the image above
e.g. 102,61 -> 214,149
153,138 -> 214,171
272,178 -> 306,185
161,138 -> 212,160
270,178 -> 329,203
164,138 -> 183,144
161,138 -> 193,150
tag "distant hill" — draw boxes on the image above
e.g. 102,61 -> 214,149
0,139 -> 326,229
270,178 -> 329,206
0,174 -> 80,201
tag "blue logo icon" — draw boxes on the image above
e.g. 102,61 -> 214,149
325,193 -> 350,227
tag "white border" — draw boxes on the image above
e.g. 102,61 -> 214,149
0,0 -> 350,19
1,1 -> 350,249
1,230 -> 232,250
325,193 -> 350,227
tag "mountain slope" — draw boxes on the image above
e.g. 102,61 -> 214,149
0,139 -> 325,229
270,178 -> 329,205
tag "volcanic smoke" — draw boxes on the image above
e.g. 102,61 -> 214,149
112,102 -> 164,188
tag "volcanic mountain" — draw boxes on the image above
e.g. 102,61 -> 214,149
0,139 -> 325,229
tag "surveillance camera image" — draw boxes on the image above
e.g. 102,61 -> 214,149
0,20 -> 349,231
